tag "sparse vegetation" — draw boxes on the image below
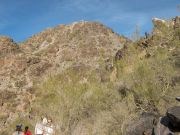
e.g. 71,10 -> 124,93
0,17 -> 179,135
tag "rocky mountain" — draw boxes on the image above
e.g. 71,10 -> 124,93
0,17 -> 179,135
0,21 -> 128,134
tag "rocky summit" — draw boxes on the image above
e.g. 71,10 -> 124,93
21,22 -> 128,70
0,17 -> 180,135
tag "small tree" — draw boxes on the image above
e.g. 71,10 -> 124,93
131,24 -> 141,41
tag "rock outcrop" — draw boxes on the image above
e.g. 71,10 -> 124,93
0,36 -> 20,56
126,106 -> 180,135
152,16 -> 180,29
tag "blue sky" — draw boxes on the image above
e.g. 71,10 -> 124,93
0,0 -> 179,42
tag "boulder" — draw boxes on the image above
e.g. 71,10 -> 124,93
153,107 -> 180,135
153,117 -> 175,135
126,112 -> 157,135
167,106 -> 180,131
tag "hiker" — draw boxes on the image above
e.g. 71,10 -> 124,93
44,118 -> 55,135
24,126 -> 32,135
35,117 -> 47,135
35,122 -> 43,135
35,117 -> 49,135
13,124 -> 24,135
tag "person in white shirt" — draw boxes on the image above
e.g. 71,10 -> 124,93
43,118 -> 55,135
35,117 -> 48,135
35,122 -> 43,135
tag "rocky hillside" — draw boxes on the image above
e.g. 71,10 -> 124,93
0,17 -> 179,135
0,22 -> 128,134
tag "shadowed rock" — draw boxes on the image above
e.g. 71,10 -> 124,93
167,106 -> 180,131
176,97 -> 180,102
153,107 -> 180,135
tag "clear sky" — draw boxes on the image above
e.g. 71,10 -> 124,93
0,0 -> 179,42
